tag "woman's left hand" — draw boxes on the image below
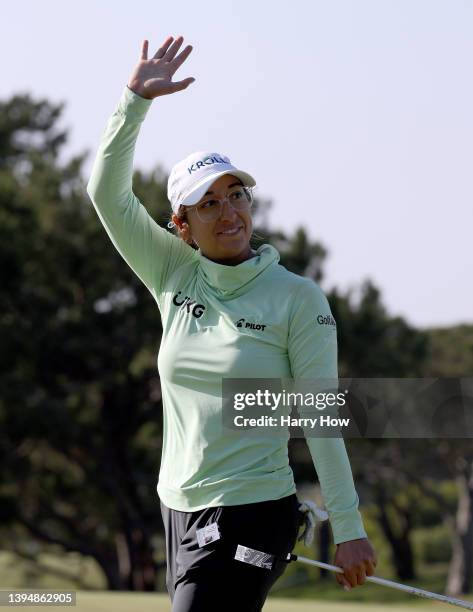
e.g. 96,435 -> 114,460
333,537 -> 377,590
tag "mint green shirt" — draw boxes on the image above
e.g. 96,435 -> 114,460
86,85 -> 367,545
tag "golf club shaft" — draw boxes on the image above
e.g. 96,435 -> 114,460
293,555 -> 473,611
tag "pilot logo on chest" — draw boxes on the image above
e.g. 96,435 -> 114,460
235,318 -> 267,332
172,291 -> 206,319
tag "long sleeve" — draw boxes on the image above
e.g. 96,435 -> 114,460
86,86 -> 197,299
287,278 -> 368,545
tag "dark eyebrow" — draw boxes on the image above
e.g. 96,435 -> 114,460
203,181 -> 242,196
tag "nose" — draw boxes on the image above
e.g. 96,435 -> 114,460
219,197 -> 238,221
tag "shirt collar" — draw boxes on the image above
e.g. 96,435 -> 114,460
197,244 -> 280,297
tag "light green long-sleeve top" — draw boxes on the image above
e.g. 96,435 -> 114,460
86,85 -> 368,545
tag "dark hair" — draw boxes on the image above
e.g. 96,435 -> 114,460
170,205 -> 197,247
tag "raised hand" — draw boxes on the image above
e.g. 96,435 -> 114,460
127,36 -> 195,100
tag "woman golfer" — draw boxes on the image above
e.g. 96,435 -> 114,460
87,34 -> 377,611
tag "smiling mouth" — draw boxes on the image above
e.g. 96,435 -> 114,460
217,227 -> 243,236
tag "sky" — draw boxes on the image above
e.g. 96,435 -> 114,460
2,0 -> 472,328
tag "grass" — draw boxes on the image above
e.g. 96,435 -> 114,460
0,591 -> 462,612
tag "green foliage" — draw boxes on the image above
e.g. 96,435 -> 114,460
423,325 -> 473,377
272,226 -> 327,283
0,92 -> 166,590
329,281 -> 429,377
414,525 -> 453,564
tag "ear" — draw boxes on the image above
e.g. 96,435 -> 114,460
171,213 -> 182,228
172,213 -> 195,246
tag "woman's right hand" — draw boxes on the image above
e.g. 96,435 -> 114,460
127,35 -> 195,100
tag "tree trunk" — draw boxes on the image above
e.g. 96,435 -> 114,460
95,529 -> 163,591
375,486 -> 416,581
113,527 -> 160,590
446,461 -> 473,595
317,521 -> 330,579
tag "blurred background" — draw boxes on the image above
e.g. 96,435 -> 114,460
1,0 -> 472,608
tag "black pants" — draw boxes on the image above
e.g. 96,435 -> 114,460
160,494 -> 303,612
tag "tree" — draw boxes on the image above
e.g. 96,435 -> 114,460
0,92 -> 168,589
422,336 -> 473,595
331,281 -> 430,580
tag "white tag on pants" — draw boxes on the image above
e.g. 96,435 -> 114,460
234,544 -> 275,570
196,522 -> 221,547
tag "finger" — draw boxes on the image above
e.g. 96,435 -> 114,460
343,568 -> 358,589
170,45 -> 193,72
163,35 -> 184,61
336,574 -> 352,591
356,568 -> 367,586
141,39 -> 148,60
153,35 -> 174,59
168,77 -> 195,93
365,559 -> 376,576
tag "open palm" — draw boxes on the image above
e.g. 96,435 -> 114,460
127,35 -> 195,99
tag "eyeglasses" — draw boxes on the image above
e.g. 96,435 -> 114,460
188,186 -> 254,223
